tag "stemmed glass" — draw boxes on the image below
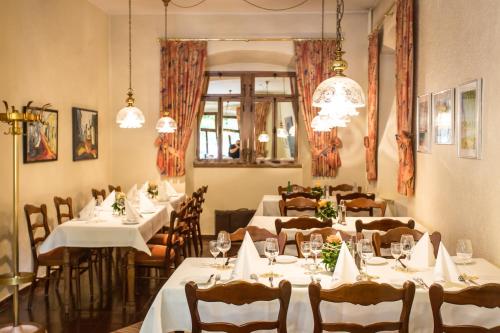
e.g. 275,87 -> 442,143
390,242 -> 402,269
360,239 -> 374,279
400,234 -> 415,265
456,239 -> 473,264
217,231 -> 231,268
209,240 -> 220,267
265,238 -> 279,276
300,241 -> 311,270
310,233 -> 323,272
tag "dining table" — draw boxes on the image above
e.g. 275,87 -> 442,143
140,256 -> 500,333
38,194 -> 184,315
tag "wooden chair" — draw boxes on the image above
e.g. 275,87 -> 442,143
24,204 -> 92,309
275,217 -> 332,246
356,218 -> 415,233
277,184 -> 311,194
91,188 -> 106,203
295,227 -> 353,258
372,227 -> 441,257
328,184 -> 361,196
309,281 -> 416,333
186,280 -> 292,333
229,226 -> 287,257
281,191 -> 321,201
53,196 -> 74,225
336,192 -> 375,204
429,283 -> 500,333
279,197 -> 318,216
345,197 -> 387,217
108,184 -> 122,193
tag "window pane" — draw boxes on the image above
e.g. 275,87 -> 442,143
206,76 -> 241,95
276,101 -> 296,160
254,101 -> 273,160
200,114 -> 216,130
222,101 -> 241,159
255,76 -> 292,95
199,131 -> 218,159
199,101 -> 219,160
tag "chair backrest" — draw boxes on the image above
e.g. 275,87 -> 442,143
53,196 -> 74,225
279,197 -> 318,216
229,226 -> 287,256
336,192 -> 375,204
277,184 -> 311,194
295,227 -> 353,258
91,188 -> 106,202
345,197 -> 386,217
429,283 -> 500,333
328,184 -> 361,195
24,204 -> 51,262
372,227 -> 441,257
356,218 -> 415,233
108,185 -> 122,193
281,191 -> 321,201
186,280 -> 292,333
309,281 -> 416,333
275,217 -> 332,234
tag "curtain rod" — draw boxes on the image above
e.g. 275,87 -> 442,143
158,37 -> 338,42
371,1 -> 395,33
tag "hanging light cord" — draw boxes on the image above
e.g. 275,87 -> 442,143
163,0 -> 170,115
320,0 -> 325,76
128,0 -> 132,92
336,0 -> 344,52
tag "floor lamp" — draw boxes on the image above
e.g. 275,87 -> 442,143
0,101 -> 45,333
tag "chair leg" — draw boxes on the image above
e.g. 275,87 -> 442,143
28,263 -> 39,310
88,257 -> 94,300
75,267 -> 81,309
97,249 -> 103,294
196,221 -> 203,255
191,227 -> 199,257
44,266 -> 50,296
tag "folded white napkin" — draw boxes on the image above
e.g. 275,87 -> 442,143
408,232 -> 436,269
434,243 -> 461,283
157,182 -> 169,201
125,200 -> 141,222
79,198 -> 96,220
100,190 -> 115,209
164,180 -> 178,196
127,184 -> 139,203
140,181 -> 148,193
332,242 -> 359,282
231,232 -> 261,280
139,192 -> 156,212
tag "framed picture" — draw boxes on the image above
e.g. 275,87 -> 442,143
72,107 -> 98,161
457,79 -> 482,159
417,94 -> 432,153
23,106 -> 58,163
432,88 -> 455,145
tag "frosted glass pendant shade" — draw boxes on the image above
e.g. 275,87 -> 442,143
311,115 -> 332,132
277,126 -> 288,138
156,115 -> 177,133
116,105 -> 145,129
312,76 -> 366,110
258,132 -> 270,142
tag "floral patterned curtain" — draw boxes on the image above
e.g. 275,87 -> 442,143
254,101 -> 271,157
294,40 -> 342,177
395,0 -> 415,196
365,30 -> 381,181
155,41 -> 207,176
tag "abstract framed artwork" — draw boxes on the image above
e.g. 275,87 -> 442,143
72,107 -> 98,161
22,106 -> 58,163
432,88 -> 455,145
457,79 -> 482,159
417,94 -> 432,153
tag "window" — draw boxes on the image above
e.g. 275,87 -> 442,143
196,72 -> 299,166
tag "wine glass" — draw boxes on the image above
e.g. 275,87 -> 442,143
400,234 -> 415,263
265,238 -> 279,276
209,240 -> 220,267
217,231 -> 231,266
360,239 -> 373,279
456,239 -> 473,264
300,241 -> 311,270
310,233 -> 323,272
390,242 -> 402,269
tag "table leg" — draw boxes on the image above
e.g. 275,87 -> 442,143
63,247 -> 71,315
126,249 -> 135,310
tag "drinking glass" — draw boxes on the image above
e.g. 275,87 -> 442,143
310,233 -> 323,272
209,240 -> 220,267
217,231 -> 231,265
360,239 -> 374,279
456,239 -> 473,264
400,234 -> 415,262
300,241 -> 311,270
265,238 -> 279,276
390,242 -> 402,269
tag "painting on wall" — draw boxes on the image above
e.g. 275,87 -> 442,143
23,106 -> 58,163
432,88 -> 455,145
417,94 -> 432,153
72,107 -> 98,161
457,79 -> 482,159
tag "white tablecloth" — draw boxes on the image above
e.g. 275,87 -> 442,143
141,257 -> 500,333
39,205 -> 168,256
255,194 -> 394,217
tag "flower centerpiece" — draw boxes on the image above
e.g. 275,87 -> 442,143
147,181 -> 158,199
311,181 -> 324,198
321,234 -> 342,272
316,199 -> 337,220
111,191 -> 126,216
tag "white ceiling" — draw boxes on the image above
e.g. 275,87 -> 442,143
88,0 -> 380,15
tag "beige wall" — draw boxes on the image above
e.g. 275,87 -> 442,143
109,12 -> 369,234
0,0 -> 110,300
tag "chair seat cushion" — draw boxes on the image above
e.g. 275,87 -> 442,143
37,247 -> 87,266
135,244 -> 176,267
148,233 -> 184,246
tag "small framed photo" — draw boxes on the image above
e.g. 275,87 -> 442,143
457,79 -> 482,159
72,107 -> 98,161
417,94 -> 432,153
432,88 -> 455,145
23,106 -> 58,163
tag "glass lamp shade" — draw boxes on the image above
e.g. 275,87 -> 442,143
311,115 -> 332,132
116,105 -> 145,129
277,126 -> 288,138
312,75 -> 366,110
156,115 -> 177,133
288,125 -> 296,137
258,132 -> 270,142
